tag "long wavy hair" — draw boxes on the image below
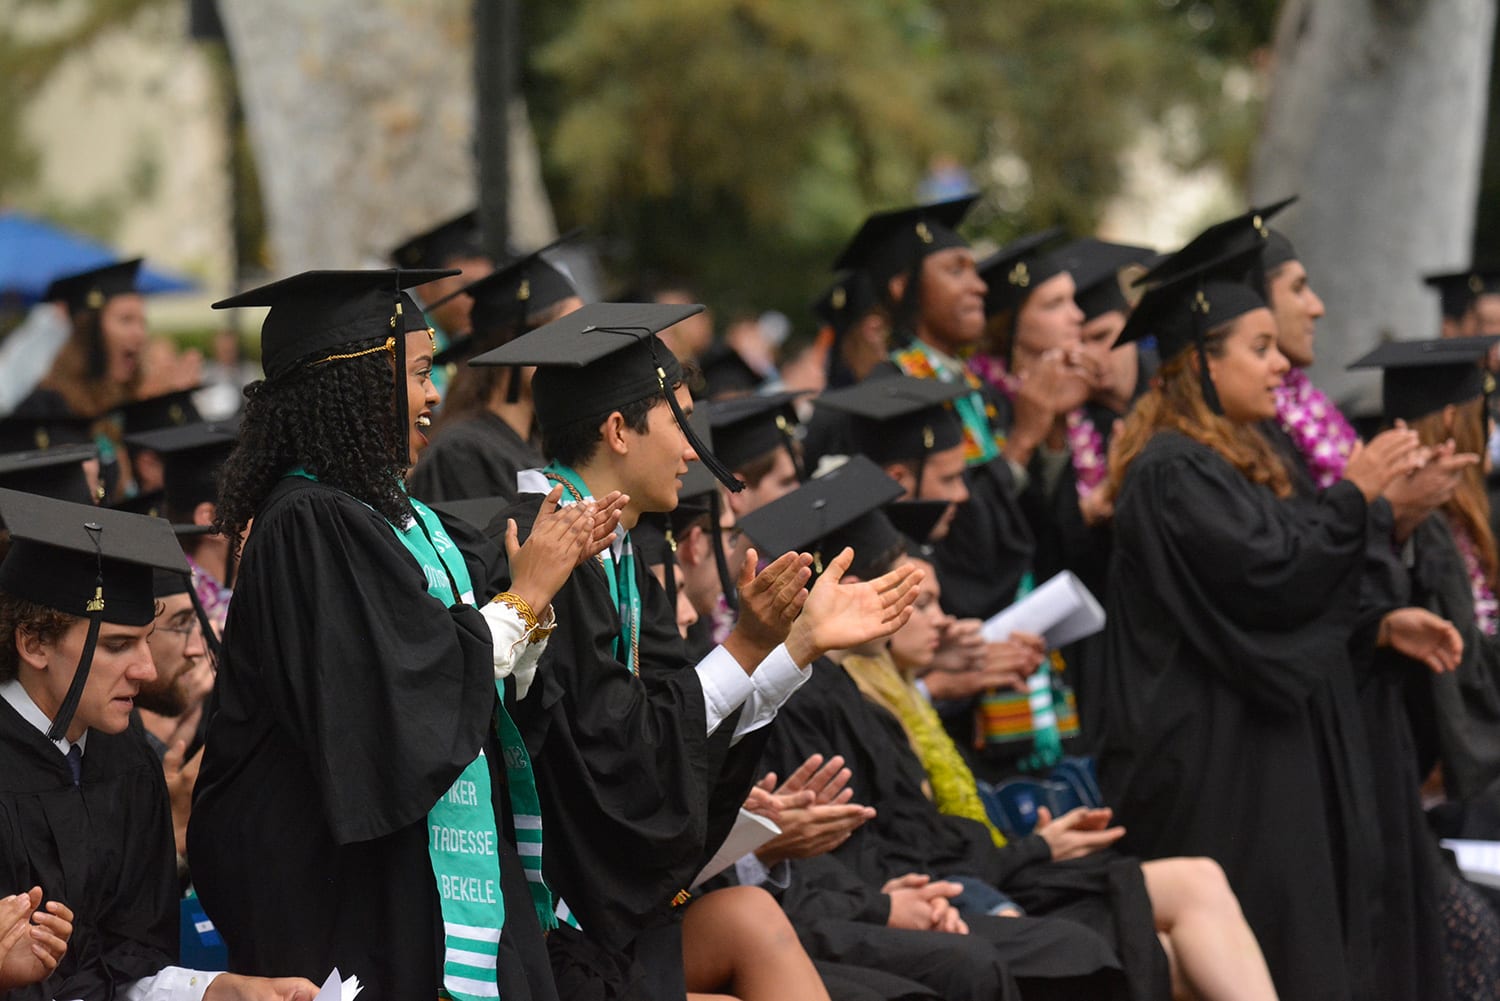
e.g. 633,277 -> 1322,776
1107,318 -> 1292,500
214,348 -> 409,550
1411,397 -> 1496,586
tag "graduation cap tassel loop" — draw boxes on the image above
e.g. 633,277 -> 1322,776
48,523 -> 106,742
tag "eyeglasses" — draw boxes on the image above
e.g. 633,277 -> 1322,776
157,619 -> 204,642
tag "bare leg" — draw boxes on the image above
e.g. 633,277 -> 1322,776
1141,858 -> 1278,1001
681,886 -> 831,1001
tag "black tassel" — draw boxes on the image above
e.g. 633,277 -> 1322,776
393,283 -> 410,459
709,491 -> 738,613
651,350 -> 744,492
1192,287 -> 1223,416
778,415 -> 805,482
49,523 -> 105,741
662,527 -> 680,614
184,582 -> 222,665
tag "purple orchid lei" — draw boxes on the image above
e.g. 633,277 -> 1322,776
1274,368 -> 1358,490
1448,516 -> 1500,637
968,353 -> 1106,500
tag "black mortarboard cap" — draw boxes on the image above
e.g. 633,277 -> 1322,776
1261,229 -> 1299,275
1133,196 -> 1298,290
814,375 -> 966,464
978,228 -> 1068,317
812,271 -> 877,339
633,498 -> 711,613
118,387 -> 204,435
884,498 -> 949,550
430,231 -> 584,368
0,446 -> 98,506
704,391 -> 804,475
1054,238 -> 1155,321
697,343 -> 767,400
0,488 -> 188,739
834,195 -> 979,289
389,210 -> 486,269
736,455 -> 905,575
1347,336 -> 1500,423
472,302 -> 744,492
0,414 -> 96,454
42,258 -> 143,314
1116,279 -> 1267,361
123,419 -> 238,522
1424,270 -> 1500,321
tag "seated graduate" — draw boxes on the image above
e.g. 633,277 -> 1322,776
1094,233 -> 1438,1001
470,302 -> 922,998
742,461 -> 1279,1001
409,235 -> 584,505
0,489 -> 317,1001
191,270 -> 620,1001
813,377 -> 1067,783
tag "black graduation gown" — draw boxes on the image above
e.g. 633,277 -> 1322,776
189,477 -> 557,1001
1097,430 -> 1383,1001
0,710 -> 176,1001
408,410 -> 544,505
763,658 -> 1168,1001
494,497 -> 769,995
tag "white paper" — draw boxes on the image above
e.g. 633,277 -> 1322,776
979,570 -> 1106,649
314,968 -> 364,1001
1442,839 -> 1500,889
693,808 -> 782,887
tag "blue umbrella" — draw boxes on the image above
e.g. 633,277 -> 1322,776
0,210 -> 197,305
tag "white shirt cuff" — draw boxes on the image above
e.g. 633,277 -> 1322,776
731,645 -> 810,743
122,967 -> 221,1001
480,600 -> 553,699
696,644 -> 756,737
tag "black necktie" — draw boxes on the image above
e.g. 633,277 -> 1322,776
65,745 -> 82,786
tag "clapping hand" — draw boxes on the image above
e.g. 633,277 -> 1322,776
785,549 -> 923,666
0,888 -> 71,991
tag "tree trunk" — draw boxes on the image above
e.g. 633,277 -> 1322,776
216,0 -> 554,275
1250,0 -> 1495,409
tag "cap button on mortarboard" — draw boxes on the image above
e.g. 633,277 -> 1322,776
1009,262 -> 1030,288
916,222 -> 933,245
831,287 -> 847,310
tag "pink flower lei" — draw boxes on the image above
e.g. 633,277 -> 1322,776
1448,516 -> 1500,637
968,353 -> 1106,500
1274,368 -> 1358,490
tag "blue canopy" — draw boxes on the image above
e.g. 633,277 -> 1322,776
0,211 -> 197,305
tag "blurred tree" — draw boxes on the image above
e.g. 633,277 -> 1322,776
529,0 -> 1276,328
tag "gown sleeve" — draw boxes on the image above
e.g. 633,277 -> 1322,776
239,482 -> 496,845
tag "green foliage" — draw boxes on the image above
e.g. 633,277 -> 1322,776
528,0 -> 1276,329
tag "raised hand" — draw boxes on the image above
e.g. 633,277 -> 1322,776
1379,607 -> 1463,674
785,549 -> 923,666
1343,427 -> 1422,502
725,550 -> 814,666
0,888 -> 71,991
504,485 -> 598,616
1384,440 -> 1481,540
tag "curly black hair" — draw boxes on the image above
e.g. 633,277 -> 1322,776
215,348 -> 408,548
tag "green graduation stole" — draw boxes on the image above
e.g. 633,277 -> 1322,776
543,462 -> 640,675
890,339 -> 1003,466
284,471 -> 556,1000
974,572 -> 1077,771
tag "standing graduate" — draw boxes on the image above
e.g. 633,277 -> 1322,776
190,270 -> 619,1001
470,302 -> 922,998
1095,240 -> 1435,1001
408,237 -> 584,505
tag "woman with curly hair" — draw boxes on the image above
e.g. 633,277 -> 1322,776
1092,242 -> 1443,1001
189,269 -> 622,1001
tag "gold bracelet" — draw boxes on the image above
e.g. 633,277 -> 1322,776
491,591 -> 540,633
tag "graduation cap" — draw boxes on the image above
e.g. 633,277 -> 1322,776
0,445 -> 98,507
814,375 -> 966,491
1424,270 -> 1500,321
0,413 -> 96,454
632,498 -> 711,613
1347,336 -> 1500,424
118,387 -> 204,436
812,271 -> 877,339
978,227 -> 1069,318
884,498 -> 950,554
1132,196 -> 1298,291
0,488 -> 188,739
430,230 -> 584,370
42,258 -> 143,315
389,210 -> 486,270
470,302 -> 744,492
123,419 -> 238,524
213,269 -> 457,465
705,391 -> 805,478
834,195 -> 980,291
1054,239 -> 1156,321
697,343 -> 767,400
736,455 -> 906,576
